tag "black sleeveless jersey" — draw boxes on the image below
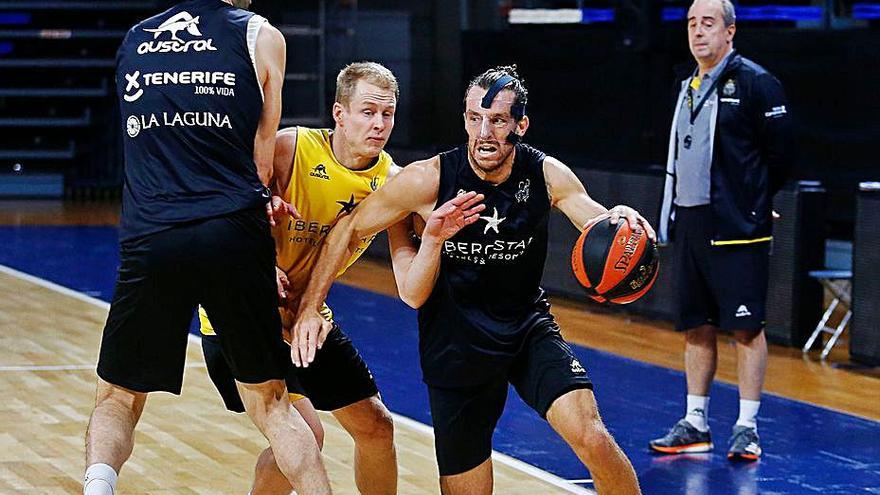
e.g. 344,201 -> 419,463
417,143 -> 554,387
116,0 -> 268,241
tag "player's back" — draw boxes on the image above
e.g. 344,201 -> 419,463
116,0 -> 268,241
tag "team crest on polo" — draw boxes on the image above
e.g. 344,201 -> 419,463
723,79 -> 736,96
138,11 -> 217,54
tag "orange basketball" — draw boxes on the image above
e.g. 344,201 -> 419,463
571,217 -> 659,304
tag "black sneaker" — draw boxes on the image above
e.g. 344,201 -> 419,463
727,425 -> 761,461
649,419 -> 713,454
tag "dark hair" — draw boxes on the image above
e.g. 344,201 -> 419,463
464,65 -> 528,119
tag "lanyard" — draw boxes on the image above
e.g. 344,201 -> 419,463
686,55 -> 732,125
687,74 -> 724,125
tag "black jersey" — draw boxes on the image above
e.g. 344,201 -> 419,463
116,0 -> 269,241
418,144 -> 554,387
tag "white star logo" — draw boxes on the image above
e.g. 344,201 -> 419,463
479,207 -> 506,234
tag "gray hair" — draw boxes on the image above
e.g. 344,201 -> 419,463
692,0 -> 736,26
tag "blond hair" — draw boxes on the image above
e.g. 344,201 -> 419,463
335,62 -> 399,107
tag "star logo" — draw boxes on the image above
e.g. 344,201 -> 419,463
336,194 -> 358,216
478,207 -> 506,234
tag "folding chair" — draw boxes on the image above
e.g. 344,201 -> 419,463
802,270 -> 852,360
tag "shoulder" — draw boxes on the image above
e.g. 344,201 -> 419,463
275,127 -> 299,154
517,143 -> 547,163
732,55 -> 779,85
542,155 -> 574,181
731,56 -> 785,99
387,163 -> 403,179
257,21 -> 284,46
389,156 -> 440,192
403,155 -> 441,178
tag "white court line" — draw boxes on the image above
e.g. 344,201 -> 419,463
0,263 -> 596,495
0,363 -> 206,372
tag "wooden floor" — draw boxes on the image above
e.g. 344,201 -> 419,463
0,267 -> 583,494
1,200 -> 878,494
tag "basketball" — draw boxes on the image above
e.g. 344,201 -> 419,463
571,217 -> 659,304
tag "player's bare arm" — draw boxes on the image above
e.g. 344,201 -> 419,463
544,156 -> 655,239
253,23 -> 285,186
272,127 -> 297,195
267,128 -> 301,223
388,193 -> 485,309
254,24 -> 286,225
292,157 -> 442,367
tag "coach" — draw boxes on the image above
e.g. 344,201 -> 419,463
650,0 -> 794,461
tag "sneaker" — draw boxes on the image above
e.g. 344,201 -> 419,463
649,419 -> 713,454
727,425 -> 762,461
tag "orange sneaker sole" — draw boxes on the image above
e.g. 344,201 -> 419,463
650,442 -> 713,454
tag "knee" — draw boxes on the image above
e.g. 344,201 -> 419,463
733,329 -> 763,346
243,380 -> 288,411
573,419 -> 617,464
94,379 -> 146,421
353,404 -> 395,446
686,326 -> 717,346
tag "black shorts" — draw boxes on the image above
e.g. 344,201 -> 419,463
97,208 -> 286,394
673,205 -> 769,332
202,324 -> 379,413
427,323 -> 592,476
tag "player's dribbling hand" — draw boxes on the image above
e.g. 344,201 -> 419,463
422,191 -> 486,243
265,195 -> 301,227
606,205 -> 656,241
291,309 -> 332,368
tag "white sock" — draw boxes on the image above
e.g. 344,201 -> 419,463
736,399 -> 760,430
684,394 -> 710,432
84,463 -> 117,495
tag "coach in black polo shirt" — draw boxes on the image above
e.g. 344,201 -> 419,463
650,0 -> 793,461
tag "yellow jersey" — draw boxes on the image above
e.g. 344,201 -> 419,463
200,127 -> 393,336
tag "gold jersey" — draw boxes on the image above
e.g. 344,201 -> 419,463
200,127 -> 393,336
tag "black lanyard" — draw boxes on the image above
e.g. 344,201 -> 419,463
686,55 -> 732,125
687,74 -> 725,125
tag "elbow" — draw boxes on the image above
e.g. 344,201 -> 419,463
399,291 -> 426,309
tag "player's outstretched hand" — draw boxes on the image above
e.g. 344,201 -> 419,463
265,195 -> 301,227
291,309 -> 332,368
422,191 -> 486,243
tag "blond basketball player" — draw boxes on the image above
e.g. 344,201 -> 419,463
200,61 -> 476,495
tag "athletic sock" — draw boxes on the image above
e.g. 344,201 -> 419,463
735,399 -> 761,431
84,463 -> 117,495
684,394 -> 710,432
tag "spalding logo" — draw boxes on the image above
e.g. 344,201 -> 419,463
613,229 -> 643,271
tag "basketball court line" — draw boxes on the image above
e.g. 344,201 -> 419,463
0,262 -> 596,495
0,363 -> 207,372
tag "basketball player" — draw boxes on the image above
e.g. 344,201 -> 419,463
199,62 -> 479,495
84,1 -> 331,494
293,65 -> 652,494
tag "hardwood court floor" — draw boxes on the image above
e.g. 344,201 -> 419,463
0,267 -> 585,494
